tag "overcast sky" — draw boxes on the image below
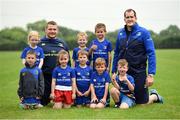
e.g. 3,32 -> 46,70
1,0 -> 180,33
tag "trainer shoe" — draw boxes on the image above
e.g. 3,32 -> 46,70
150,89 -> 164,104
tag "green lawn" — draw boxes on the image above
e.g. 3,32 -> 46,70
0,50 -> 180,119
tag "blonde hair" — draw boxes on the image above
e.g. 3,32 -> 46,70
95,23 -> 107,33
56,50 -> 69,66
95,57 -> 106,67
77,32 -> 88,40
118,59 -> 128,67
27,30 -> 40,44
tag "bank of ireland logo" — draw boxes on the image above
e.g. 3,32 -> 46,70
93,79 -> 96,82
102,78 -> 105,82
119,32 -> 123,36
58,73 -> 61,76
68,72 -> 70,76
41,43 -> 45,46
136,32 -> 141,37
77,72 -> 81,76
58,43 -> 64,47
104,46 -> 107,49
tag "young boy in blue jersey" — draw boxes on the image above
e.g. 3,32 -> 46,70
18,50 -> 44,109
50,50 -> 76,109
89,23 -> 112,72
111,59 -> 135,109
74,50 -> 93,107
90,58 -> 110,109
111,59 -> 163,108
72,32 -> 91,67
21,31 -> 44,69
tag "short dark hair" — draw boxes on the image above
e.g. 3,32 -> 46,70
46,21 -> 57,29
124,9 -> 137,18
95,23 -> 107,33
78,50 -> 89,58
26,50 -> 37,58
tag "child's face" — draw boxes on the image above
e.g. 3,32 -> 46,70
118,64 -> 128,75
77,36 -> 87,47
26,54 -> 36,66
78,54 -> 88,66
59,54 -> 69,67
95,64 -> 106,74
95,28 -> 106,40
29,35 -> 39,46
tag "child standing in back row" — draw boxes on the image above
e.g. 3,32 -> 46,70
74,50 -> 93,107
21,31 -> 44,69
72,32 -> 90,67
89,23 -> 112,72
50,50 -> 76,109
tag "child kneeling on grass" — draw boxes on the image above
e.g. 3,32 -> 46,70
17,50 -> 44,109
111,59 -> 135,109
50,50 -> 76,109
90,57 -> 110,109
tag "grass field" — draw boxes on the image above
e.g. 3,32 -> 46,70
0,49 -> 180,119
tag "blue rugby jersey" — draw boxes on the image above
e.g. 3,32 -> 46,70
52,66 -> 75,89
75,65 -> 93,93
21,46 -> 44,66
90,71 -> 110,98
72,47 -> 91,67
115,74 -> 135,99
89,38 -> 112,68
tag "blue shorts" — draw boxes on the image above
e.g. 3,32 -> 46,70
22,97 -> 40,105
119,93 -> 135,107
75,96 -> 91,105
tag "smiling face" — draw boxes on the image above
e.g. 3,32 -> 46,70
124,10 -> 137,28
77,36 -> 88,48
45,24 -> 58,39
78,53 -> 88,66
95,27 -> 106,40
118,64 -> 128,76
59,54 -> 69,67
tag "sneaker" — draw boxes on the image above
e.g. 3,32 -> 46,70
114,102 -> 120,108
149,89 -> 164,104
36,104 -> 43,108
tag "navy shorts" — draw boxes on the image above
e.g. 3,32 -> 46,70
75,96 -> 91,105
22,97 -> 40,105
131,71 -> 149,104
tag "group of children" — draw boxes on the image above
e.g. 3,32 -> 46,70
17,23 -> 163,110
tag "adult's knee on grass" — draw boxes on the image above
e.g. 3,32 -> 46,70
119,103 -> 129,109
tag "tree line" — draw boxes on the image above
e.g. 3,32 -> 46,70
0,20 -> 180,51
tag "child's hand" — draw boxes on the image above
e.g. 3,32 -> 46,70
77,90 -> 83,97
120,76 -> 128,83
100,98 -> 106,105
91,97 -> 98,103
83,90 -> 90,97
91,45 -> 97,51
72,93 -> 76,99
50,93 -> 55,100
111,73 -> 116,82
20,97 -> 24,102
36,96 -> 40,99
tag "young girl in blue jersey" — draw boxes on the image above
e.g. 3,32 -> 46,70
111,59 -> 135,109
50,50 -> 76,109
18,50 -> 44,109
74,50 -> 93,107
90,58 -> 110,109
72,32 -> 90,67
89,23 -> 112,72
21,31 -> 44,69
